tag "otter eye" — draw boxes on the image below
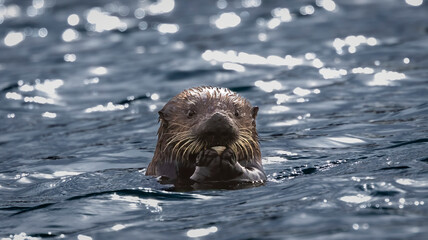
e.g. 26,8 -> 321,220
187,110 -> 196,118
234,109 -> 240,117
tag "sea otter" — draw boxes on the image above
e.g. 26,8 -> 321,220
146,86 -> 266,185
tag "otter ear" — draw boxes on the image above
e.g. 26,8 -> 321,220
158,110 -> 166,121
158,110 -> 169,128
251,106 -> 259,119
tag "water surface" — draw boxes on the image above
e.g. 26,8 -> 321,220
1,0 -> 428,239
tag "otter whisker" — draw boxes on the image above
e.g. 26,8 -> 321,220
165,135 -> 186,150
229,143 -> 238,159
177,139 -> 194,159
239,136 -> 254,158
167,131 -> 192,143
235,142 -> 245,159
244,139 -> 254,158
168,122 -> 191,129
240,141 -> 250,159
164,136 -> 183,152
190,140 -> 204,156
172,137 -> 192,156
182,139 -> 197,159
234,141 -> 248,159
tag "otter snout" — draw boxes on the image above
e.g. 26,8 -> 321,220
196,112 -> 237,146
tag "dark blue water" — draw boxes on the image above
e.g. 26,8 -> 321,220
1,0 -> 428,239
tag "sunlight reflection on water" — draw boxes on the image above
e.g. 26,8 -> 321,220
263,156 -> 288,165
84,102 -> 129,113
67,14 -> 80,26
329,137 -> 365,144
86,8 -> 127,32
319,68 -> 347,79
368,70 -> 406,86
340,194 -> 372,204
111,193 -> 162,213
77,234 -> 93,240
3,31 -> 24,47
187,226 -> 218,238
201,50 -> 303,68
148,0 -> 175,15
255,80 -> 282,93
111,224 -> 126,231
405,0 -> 424,6
157,23 -> 179,34
317,0 -> 337,11
89,66 -> 108,76
212,12 -> 241,29
396,178 -> 428,187
332,35 -> 377,54
1,232 -> 42,240
62,28 -> 79,42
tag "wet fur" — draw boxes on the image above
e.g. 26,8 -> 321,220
146,86 -> 265,184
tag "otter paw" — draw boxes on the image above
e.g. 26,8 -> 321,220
220,148 -> 236,165
196,148 -> 220,167
192,148 -> 244,182
220,149 -> 244,177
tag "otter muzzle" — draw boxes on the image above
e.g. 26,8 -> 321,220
198,112 -> 236,145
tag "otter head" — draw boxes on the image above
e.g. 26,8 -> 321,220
156,86 -> 260,162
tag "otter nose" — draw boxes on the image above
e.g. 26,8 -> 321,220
203,113 -> 234,136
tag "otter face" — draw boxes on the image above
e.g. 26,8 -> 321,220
157,87 -> 259,161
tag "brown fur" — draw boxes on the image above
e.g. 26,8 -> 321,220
146,86 -> 262,182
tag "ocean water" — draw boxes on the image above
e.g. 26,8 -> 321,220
1,0 -> 428,239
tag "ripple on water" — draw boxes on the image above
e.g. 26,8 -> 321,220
295,136 -> 366,149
